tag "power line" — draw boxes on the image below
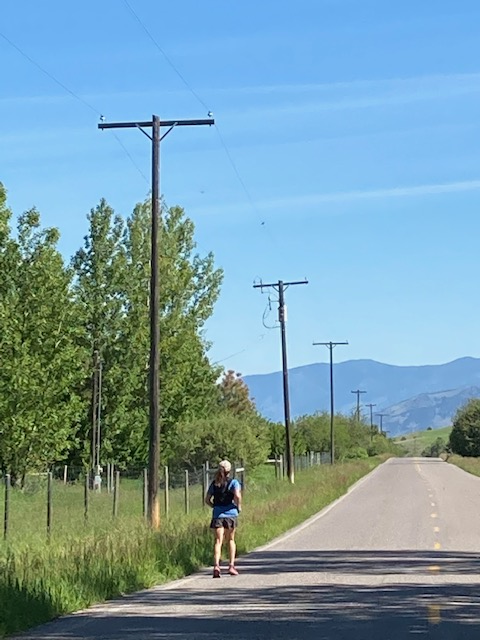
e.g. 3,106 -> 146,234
110,133 -> 149,184
122,0 -> 210,113
0,30 -> 99,116
0,29 -> 149,184
214,124 -> 271,232
212,334 -> 266,366
120,1 -> 274,239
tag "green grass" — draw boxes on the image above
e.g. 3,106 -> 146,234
395,425 -> 452,456
446,454 -> 480,476
3,474 -> 205,544
0,457 -> 386,637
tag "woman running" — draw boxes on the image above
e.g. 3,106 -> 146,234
205,459 -> 242,578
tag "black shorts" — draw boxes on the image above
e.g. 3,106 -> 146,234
210,517 -> 237,530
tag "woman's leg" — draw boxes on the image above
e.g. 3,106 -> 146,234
213,526 -> 224,569
225,527 -> 237,569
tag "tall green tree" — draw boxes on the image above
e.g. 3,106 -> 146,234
449,398 -> 480,457
71,199 -> 126,466
0,191 -> 83,480
218,370 -> 257,416
171,413 -> 271,471
72,198 -> 223,468
119,200 -> 223,466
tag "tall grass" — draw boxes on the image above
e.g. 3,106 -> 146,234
0,457 -> 385,637
447,454 -> 480,476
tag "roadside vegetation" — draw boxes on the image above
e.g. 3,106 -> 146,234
395,425 -> 452,457
0,182 -> 400,636
441,398 -> 480,475
0,458 -> 388,637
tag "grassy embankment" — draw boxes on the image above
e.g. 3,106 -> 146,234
0,457 -> 386,637
395,425 -> 480,478
395,425 -> 452,456
446,455 -> 480,476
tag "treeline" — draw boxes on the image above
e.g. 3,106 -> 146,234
0,182 -> 398,479
0,183 -> 272,477
287,412 -> 400,460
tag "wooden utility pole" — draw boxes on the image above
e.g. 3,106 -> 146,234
98,116 -> 214,528
253,279 -> 308,484
313,341 -> 348,464
351,389 -> 367,422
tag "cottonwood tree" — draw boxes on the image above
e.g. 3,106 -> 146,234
117,200 -> 223,466
72,198 -> 223,468
71,199 -> 126,466
0,191 -> 83,480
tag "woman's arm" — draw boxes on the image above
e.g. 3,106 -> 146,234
205,491 -> 214,508
233,487 -> 242,512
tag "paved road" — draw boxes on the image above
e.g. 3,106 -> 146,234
15,458 -> 480,639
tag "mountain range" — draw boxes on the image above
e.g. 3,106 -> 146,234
243,357 -> 480,436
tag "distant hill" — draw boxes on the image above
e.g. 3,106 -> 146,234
395,425 -> 453,456
243,357 -> 480,435
381,386 -> 480,436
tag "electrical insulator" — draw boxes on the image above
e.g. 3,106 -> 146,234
279,304 -> 287,323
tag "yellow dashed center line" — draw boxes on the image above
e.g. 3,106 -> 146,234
434,541 -> 441,550
427,603 -> 442,625
433,526 -> 440,533
431,513 -> 438,518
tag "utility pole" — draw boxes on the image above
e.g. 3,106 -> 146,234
375,413 -> 389,436
91,350 -> 99,475
253,279 -> 308,484
366,403 -> 377,441
99,115 -> 214,528
351,389 -> 367,422
313,341 -> 348,464
96,354 -> 103,471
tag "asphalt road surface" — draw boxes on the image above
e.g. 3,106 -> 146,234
15,458 -> 480,639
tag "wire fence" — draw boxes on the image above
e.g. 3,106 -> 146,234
1,453 -> 329,542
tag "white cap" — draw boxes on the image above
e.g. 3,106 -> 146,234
219,459 -> 232,473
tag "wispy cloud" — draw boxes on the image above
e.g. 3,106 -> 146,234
4,71 -> 480,111
196,179 -> 480,217
258,179 -> 480,210
216,72 -> 480,97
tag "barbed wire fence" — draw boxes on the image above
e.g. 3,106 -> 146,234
1,453 -> 329,542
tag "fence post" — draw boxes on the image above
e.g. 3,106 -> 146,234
143,468 -> 148,521
113,471 -> 120,518
84,471 -> 89,524
184,470 -> 189,515
47,471 -> 53,541
110,464 -> 114,494
106,463 -> 111,493
63,465 -> 68,485
280,454 -> 284,478
4,474 -> 10,541
164,466 -> 169,517
202,463 -> 207,508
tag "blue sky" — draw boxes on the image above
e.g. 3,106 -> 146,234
2,1 -> 480,375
